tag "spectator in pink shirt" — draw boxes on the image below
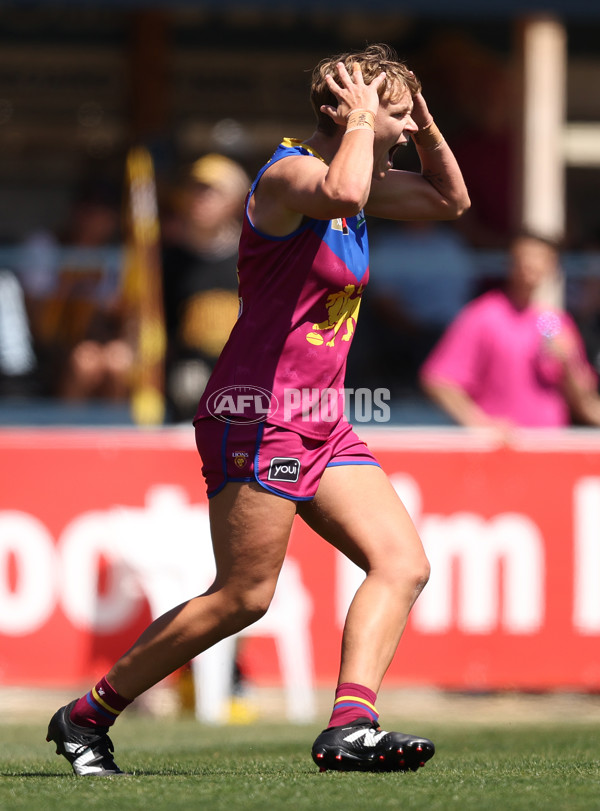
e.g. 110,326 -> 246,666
420,232 -> 600,430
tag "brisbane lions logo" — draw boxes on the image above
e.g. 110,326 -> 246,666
306,284 -> 363,347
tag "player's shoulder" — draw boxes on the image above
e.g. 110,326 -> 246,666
259,143 -> 319,189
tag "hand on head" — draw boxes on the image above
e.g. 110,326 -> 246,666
410,92 -> 434,130
320,62 -> 386,126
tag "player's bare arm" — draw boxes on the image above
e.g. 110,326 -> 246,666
250,62 -> 385,236
366,91 -> 470,221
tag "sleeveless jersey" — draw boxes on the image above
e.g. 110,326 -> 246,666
195,138 -> 369,439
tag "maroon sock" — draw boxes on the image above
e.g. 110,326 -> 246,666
327,682 -> 379,728
69,676 -> 133,728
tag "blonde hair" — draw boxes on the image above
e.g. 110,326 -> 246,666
310,43 -> 421,136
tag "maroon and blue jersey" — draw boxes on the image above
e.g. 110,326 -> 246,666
195,138 -> 369,439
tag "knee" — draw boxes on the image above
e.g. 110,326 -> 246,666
238,590 -> 272,624
398,556 -> 430,597
412,554 -> 431,597
376,550 -> 430,598
222,581 -> 276,627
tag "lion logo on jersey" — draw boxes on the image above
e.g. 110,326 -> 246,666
306,284 -> 363,347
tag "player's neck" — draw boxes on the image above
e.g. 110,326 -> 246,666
303,131 -> 342,165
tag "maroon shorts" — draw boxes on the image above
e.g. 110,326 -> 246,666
194,417 -> 379,501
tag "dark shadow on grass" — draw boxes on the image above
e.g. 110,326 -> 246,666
1,771 -> 77,778
1,770 -> 149,778
126,767 -> 320,777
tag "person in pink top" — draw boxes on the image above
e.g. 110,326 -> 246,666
46,45 -> 470,777
421,233 -> 600,430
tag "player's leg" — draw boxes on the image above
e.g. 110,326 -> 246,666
300,462 -> 429,691
47,481 -> 296,775
107,481 -> 295,697
298,462 -> 434,772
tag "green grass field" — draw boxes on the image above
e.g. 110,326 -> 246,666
2,713 -> 600,811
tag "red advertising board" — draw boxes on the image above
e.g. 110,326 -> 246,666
0,427 -> 599,692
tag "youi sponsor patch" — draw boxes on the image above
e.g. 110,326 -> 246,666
267,457 -> 300,483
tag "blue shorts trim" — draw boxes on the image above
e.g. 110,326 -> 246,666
325,460 -> 381,468
254,479 -> 315,501
207,477 -> 254,499
253,423 -> 313,501
207,421 -> 263,499
197,417 -> 381,502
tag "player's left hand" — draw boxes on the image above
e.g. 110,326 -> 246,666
410,91 -> 434,130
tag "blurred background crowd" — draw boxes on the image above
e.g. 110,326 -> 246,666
1,3 -> 600,428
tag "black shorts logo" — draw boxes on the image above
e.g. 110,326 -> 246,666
268,457 -> 300,483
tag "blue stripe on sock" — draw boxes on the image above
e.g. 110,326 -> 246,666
85,692 -> 119,721
334,701 -> 379,720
